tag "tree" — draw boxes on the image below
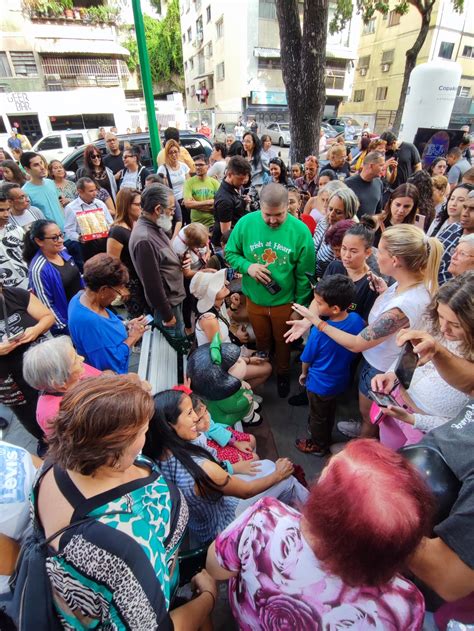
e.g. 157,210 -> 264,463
275,0 -> 329,162
331,0 -> 464,135
123,0 -> 184,91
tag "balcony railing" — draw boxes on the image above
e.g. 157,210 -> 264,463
22,1 -> 120,25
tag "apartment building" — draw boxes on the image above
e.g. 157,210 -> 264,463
0,0 -> 143,144
179,0 -> 361,127
342,0 -> 473,132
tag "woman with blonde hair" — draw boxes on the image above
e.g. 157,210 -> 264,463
158,139 -> 190,223
107,188 -> 146,316
289,224 -> 443,441
312,187 -> 359,277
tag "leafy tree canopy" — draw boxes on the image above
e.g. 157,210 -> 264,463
123,0 -> 183,87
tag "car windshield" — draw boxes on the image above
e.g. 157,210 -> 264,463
344,118 -> 361,127
280,124 -> 289,131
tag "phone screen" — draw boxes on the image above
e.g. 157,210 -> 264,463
394,342 -> 419,390
368,390 -> 398,408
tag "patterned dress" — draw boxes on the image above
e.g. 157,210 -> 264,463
215,497 -> 425,631
34,456 -> 188,630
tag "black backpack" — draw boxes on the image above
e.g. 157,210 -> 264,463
4,463 -> 123,630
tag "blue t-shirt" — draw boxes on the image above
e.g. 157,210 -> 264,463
23,179 -> 64,230
301,312 -> 365,396
68,292 -> 130,373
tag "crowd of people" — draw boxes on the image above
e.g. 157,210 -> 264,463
0,122 -> 473,630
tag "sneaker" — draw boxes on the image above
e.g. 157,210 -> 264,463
242,411 -> 262,427
295,438 -> 328,457
288,390 -> 308,406
337,420 -> 362,438
252,394 -> 263,404
277,375 -> 290,398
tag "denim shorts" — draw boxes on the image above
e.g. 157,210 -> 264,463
358,358 -> 383,398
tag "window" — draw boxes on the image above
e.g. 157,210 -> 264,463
462,45 -> 473,58
66,133 -> 85,148
0,52 -> 11,77
187,27 -> 192,42
206,5 -> 211,22
42,57 -> 129,86
362,18 -> 376,35
388,10 -> 400,26
190,85 -> 195,97
259,0 -> 277,19
439,41 -> 454,60
208,75 -> 214,90
376,86 -> 388,101
189,56 -> 194,69
184,61 -> 188,70
258,57 -> 281,70
205,42 -> 213,58
354,89 -> 365,102
381,49 -> 394,64
10,51 -> 38,77
216,17 -> 224,38
358,55 -> 370,69
182,34 -> 185,44
457,86 -> 471,98
196,16 -> 203,40
216,61 -> 225,81
37,135 -> 62,151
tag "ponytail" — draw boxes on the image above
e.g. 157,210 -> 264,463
22,219 -> 55,265
424,235 -> 444,294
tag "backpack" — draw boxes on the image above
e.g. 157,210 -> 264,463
4,463 -> 123,630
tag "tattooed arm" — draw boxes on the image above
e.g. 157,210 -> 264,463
291,304 -> 409,353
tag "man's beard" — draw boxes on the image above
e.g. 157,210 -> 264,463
156,214 -> 173,232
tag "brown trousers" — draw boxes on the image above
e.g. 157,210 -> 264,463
246,298 -> 293,375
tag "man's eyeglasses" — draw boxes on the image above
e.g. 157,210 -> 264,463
42,232 -> 64,242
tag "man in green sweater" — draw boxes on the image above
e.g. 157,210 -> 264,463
226,183 -> 315,397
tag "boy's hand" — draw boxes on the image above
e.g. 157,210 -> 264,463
299,373 -> 307,387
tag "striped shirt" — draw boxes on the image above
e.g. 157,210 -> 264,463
8,205 -> 44,231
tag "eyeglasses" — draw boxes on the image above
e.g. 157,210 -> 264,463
107,286 -> 128,298
452,249 -> 474,260
42,232 -> 64,242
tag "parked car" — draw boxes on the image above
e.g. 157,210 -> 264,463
61,131 -> 213,177
33,130 -> 97,163
323,116 -> 363,139
264,122 -> 291,147
320,122 -> 339,139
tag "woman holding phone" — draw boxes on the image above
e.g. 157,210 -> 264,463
370,272 -> 473,448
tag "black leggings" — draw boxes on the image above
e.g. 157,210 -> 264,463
8,376 -> 43,440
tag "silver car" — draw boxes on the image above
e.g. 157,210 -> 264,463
264,122 -> 291,147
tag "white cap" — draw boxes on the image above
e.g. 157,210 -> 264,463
190,269 -> 226,313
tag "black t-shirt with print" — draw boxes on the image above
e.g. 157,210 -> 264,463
0,287 -> 36,376
323,260 -> 377,322
385,142 -> 421,188
423,400 -> 474,569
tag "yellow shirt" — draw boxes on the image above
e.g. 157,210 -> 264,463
157,146 -> 195,172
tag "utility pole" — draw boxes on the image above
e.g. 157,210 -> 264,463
131,0 -> 161,169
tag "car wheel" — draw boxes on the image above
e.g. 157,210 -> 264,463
279,137 -> 284,147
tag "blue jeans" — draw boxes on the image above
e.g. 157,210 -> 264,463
358,357 -> 383,398
155,304 -> 185,339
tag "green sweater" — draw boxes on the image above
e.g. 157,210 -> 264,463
225,212 -> 315,306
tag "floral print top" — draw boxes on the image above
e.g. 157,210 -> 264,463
215,497 -> 424,631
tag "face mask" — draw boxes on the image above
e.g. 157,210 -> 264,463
156,214 -> 172,232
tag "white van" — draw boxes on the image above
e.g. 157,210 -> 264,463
32,130 -> 97,163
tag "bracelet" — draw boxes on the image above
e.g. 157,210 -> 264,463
199,590 -> 216,611
316,320 -> 328,333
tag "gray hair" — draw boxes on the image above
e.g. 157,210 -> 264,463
328,187 -> 360,219
319,180 -> 347,197
23,336 -> 75,392
260,182 -> 288,208
141,183 -> 173,214
459,233 -> 474,247
363,151 -> 385,166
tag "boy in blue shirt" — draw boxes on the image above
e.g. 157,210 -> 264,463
295,274 -> 365,456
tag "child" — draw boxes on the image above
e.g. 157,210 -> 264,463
295,274 -> 365,456
288,187 -> 316,235
171,222 -> 210,273
192,394 -> 258,466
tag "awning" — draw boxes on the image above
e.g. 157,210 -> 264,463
193,71 -> 214,80
35,39 -> 129,57
254,47 -> 280,58
326,49 -> 357,60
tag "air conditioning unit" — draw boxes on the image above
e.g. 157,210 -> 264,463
382,63 -> 390,72
359,67 -> 367,76
45,74 -> 61,82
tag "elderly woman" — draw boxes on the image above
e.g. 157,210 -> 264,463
303,179 -> 346,224
206,439 -> 432,630
22,335 -> 101,436
48,159 -> 77,207
448,233 -> 474,276
32,374 -> 216,630
190,269 -> 272,390
313,187 -> 359,277
68,253 -> 147,373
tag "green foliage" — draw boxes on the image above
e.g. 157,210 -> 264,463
330,0 -> 463,34
123,0 -> 183,85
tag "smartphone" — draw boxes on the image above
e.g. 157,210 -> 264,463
368,389 -> 398,408
255,351 -> 269,360
394,342 -> 419,390
143,314 -> 154,326
264,279 -> 282,295
226,268 -> 235,282
3,329 -> 24,342
414,214 -> 426,230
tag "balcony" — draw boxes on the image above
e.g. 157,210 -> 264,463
22,1 -> 120,25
